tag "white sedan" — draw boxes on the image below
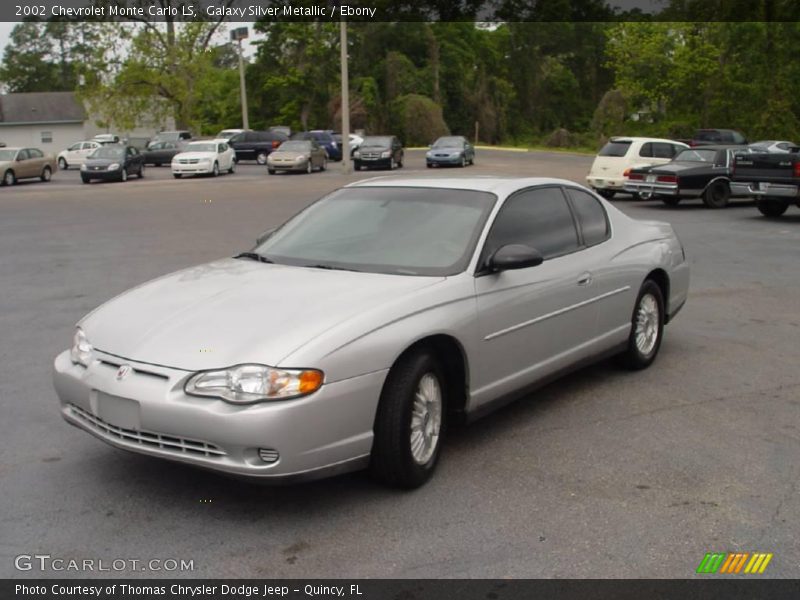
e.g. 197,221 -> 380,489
57,140 -> 102,170
171,140 -> 236,178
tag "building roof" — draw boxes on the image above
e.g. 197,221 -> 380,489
0,92 -> 86,125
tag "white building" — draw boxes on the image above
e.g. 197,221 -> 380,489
0,91 -> 174,150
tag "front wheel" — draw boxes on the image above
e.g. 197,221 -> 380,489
370,349 -> 446,489
211,162 -> 219,177
757,199 -> 789,218
138,164 -> 145,178
41,166 -> 52,182
81,176 -> 90,184
703,181 -> 730,208
267,168 -> 276,175
3,170 -> 16,186
120,168 -> 128,182
617,280 -> 665,370
460,155 -> 467,168
354,162 -> 362,171
173,173 -> 181,179
389,157 -> 397,170
58,158 -> 67,170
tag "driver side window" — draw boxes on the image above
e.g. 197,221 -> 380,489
483,187 -> 579,262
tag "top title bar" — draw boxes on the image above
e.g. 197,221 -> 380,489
6,0 -> 800,22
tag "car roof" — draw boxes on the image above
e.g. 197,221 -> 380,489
608,136 -> 687,144
347,176 -> 583,196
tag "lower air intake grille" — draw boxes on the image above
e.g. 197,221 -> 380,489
68,404 -> 225,458
258,448 -> 280,463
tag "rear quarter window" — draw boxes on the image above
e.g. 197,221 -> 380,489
566,188 -> 610,247
599,141 -> 631,157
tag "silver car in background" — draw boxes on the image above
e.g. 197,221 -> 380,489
53,178 -> 689,488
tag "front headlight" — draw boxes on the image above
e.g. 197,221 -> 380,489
381,150 -> 391,158
70,327 -> 94,366
107,163 -> 120,171
295,155 -> 307,163
80,164 -> 88,171
353,151 -> 361,158
185,364 -> 323,404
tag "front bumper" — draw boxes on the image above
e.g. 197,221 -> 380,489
730,181 -> 799,199
355,157 -> 392,169
268,159 -> 309,172
82,168 -> 123,180
624,181 -> 680,196
427,155 -> 462,166
171,164 -> 213,175
53,350 -> 386,482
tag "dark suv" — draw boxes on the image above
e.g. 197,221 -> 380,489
689,129 -> 748,147
354,136 -> 404,170
229,131 -> 289,164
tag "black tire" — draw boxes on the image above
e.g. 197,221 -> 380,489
320,157 -> 327,172
306,160 -> 312,174
662,196 -> 681,207
120,168 -> 128,182
228,161 -> 235,174
256,151 -> 268,165
756,199 -> 789,218
81,176 -> 90,184
702,180 -> 730,208
138,164 -> 145,178
617,280 -> 665,370
212,162 -> 219,177
267,168 -> 276,175
58,157 -> 67,170
173,174 -> 181,179
40,166 -> 52,182
370,349 -> 447,489
3,170 -> 16,186
354,162 -> 362,171
596,189 -> 616,199
389,157 -> 397,170
426,163 -> 433,168
398,153 -> 404,168
154,162 -> 161,167
460,154 -> 467,168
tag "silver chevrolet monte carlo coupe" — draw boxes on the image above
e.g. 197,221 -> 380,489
53,177 -> 689,488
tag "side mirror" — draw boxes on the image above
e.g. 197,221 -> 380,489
487,244 -> 544,272
256,227 -> 276,246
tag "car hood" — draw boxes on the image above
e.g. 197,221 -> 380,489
80,258 -> 444,371
173,151 -> 216,160
270,151 -> 307,160
84,157 -> 120,166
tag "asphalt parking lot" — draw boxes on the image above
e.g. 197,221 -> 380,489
1,149 -> 798,579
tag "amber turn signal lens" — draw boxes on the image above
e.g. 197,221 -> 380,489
299,370 -> 324,394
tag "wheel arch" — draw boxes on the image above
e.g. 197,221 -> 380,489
385,334 -> 470,421
644,268 -> 670,320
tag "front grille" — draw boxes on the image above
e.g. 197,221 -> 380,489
360,152 -> 383,160
97,359 -> 169,381
68,404 -> 225,458
178,159 -> 199,164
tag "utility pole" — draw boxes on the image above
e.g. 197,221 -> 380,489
339,19 -> 351,173
231,27 -> 249,130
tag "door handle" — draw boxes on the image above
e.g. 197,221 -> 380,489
577,273 -> 592,286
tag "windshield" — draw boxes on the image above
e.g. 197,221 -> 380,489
156,132 -> 180,141
675,149 -> 717,162
0,149 -> 17,161
598,141 -> 631,157
90,147 -> 124,159
217,130 -> 238,138
186,143 -> 217,153
433,137 -> 464,148
278,141 -> 311,152
255,187 -> 497,276
361,136 -> 392,147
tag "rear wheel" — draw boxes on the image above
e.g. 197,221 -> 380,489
703,180 -> 730,208
256,151 -> 268,165
370,349 -> 446,489
58,157 -> 67,170
320,157 -> 327,172
757,199 -> 789,217
40,166 -> 52,182
596,189 -> 616,199
617,280 -> 665,370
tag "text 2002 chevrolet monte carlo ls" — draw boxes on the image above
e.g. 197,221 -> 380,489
53,178 -> 689,488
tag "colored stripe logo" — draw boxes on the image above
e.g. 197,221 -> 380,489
697,552 -> 773,574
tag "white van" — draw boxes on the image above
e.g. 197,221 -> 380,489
586,137 -> 688,198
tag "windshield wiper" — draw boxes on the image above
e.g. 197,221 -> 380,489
303,263 -> 361,272
234,252 -> 274,264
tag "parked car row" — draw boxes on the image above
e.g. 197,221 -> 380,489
586,129 -> 799,215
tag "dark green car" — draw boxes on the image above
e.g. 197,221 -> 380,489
426,136 -> 475,168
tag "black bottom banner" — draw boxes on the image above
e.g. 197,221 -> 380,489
4,579 -> 800,600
